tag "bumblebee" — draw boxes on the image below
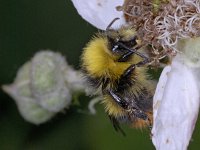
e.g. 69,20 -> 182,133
81,18 -> 155,134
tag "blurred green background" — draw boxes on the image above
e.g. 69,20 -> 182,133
0,0 -> 199,150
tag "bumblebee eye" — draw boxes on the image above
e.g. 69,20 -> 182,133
107,36 -> 120,52
112,44 -> 120,52
109,41 -> 124,53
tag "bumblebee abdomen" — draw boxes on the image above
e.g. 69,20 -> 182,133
102,94 -> 126,117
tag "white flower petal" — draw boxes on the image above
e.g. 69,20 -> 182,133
152,55 -> 200,150
152,65 -> 171,119
71,0 -> 125,30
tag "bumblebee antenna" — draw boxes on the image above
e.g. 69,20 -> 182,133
106,18 -> 120,31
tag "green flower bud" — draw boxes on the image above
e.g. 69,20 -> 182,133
30,51 -> 72,112
64,67 -> 85,93
177,37 -> 200,68
2,62 -> 55,124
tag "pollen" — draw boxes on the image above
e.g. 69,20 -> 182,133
118,0 -> 200,56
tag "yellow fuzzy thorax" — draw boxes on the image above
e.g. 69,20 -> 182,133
81,36 -> 144,80
82,37 -> 127,80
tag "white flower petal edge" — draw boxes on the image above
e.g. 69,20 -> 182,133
71,0 -> 125,30
152,55 -> 200,150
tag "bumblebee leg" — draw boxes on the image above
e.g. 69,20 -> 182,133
108,90 -> 129,109
132,109 -> 148,120
109,90 -> 146,116
122,64 -> 136,78
118,51 -> 134,62
107,90 -> 129,136
135,58 -> 151,68
118,58 -> 150,89
117,64 -> 137,90
108,92 -> 152,125
118,42 -> 150,61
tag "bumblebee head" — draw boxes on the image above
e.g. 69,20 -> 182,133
105,18 -> 137,54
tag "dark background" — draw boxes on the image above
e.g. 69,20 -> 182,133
0,0 -> 199,149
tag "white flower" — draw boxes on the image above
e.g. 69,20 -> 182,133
71,0 -> 125,30
71,0 -> 200,149
152,54 -> 200,150
152,37 -> 200,150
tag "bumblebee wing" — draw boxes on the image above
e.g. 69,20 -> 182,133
108,115 -> 126,136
